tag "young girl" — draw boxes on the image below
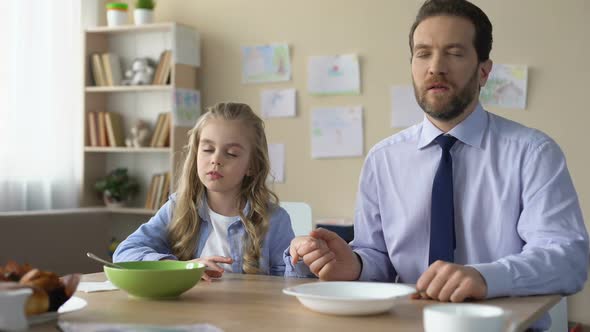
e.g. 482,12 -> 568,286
113,102 -> 295,280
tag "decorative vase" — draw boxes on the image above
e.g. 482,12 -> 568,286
106,3 -> 129,27
134,9 -> 154,25
103,191 -> 126,208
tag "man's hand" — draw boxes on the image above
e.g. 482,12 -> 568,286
289,235 -> 335,273
290,228 -> 361,281
413,261 -> 487,302
190,256 -> 233,282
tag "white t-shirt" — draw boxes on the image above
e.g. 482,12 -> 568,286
199,208 -> 240,272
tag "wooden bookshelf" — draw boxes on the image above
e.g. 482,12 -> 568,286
82,22 -> 200,210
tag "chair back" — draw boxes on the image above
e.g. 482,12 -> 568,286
279,202 -> 313,236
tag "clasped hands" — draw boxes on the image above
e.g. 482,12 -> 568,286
289,228 -> 487,302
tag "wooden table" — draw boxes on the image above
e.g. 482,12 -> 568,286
32,273 -> 560,331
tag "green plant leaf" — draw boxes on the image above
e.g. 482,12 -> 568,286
136,0 -> 155,10
94,167 -> 139,201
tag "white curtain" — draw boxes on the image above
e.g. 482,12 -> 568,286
0,1 -> 84,211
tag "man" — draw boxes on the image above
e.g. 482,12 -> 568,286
284,0 -> 589,330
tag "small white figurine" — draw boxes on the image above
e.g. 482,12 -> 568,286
121,58 -> 154,85
125,120 -> 151,148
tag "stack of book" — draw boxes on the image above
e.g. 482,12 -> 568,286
86,111 -> 125,147
150,113 -> 171,147
152,50 -> 172,85
145,172 -> 171,210
90,53 -> 123,86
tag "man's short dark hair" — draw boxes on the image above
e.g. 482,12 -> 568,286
409,0 -> 493,62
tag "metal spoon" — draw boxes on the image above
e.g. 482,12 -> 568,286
86,252 -> 124,269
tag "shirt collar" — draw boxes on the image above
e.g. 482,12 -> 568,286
417,103 -> 487,150
197,194 -> 251,221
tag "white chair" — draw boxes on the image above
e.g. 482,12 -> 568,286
279,202 -> 313,236
547,297 -> 567,332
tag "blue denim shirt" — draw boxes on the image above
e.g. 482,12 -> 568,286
114,194 -> 295,276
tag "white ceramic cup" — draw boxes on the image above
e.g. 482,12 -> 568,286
423,303 -> 517,332
0,288 -> 32,331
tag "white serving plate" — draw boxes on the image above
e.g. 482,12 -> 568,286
28,296 -> 87,325
283,281 -> 415,315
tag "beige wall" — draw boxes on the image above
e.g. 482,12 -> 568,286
110,0 -> 589,325
0,209 -> 112,275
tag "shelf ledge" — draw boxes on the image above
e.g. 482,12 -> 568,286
85,22 -> 190,34
106,207 -> 157,215
85,85 -> 173,93
84,147 -> 171,153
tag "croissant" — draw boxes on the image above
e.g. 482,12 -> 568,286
19,268 -> 64,313
0,261 -> 32,282
1,261 -> 81,315
24,287 -> 50,315
20,269 -> 61,292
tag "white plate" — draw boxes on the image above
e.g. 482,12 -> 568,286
28,296 -> 87,325
283,281 -> 415,315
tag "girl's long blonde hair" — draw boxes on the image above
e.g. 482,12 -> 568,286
168,102 -> 278,274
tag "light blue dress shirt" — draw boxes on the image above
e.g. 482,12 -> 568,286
351,104 -> 588,330
352,104 -> 588,293
114,194 -> 295,276
284,104 -> 588,330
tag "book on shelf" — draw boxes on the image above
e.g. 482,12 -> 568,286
158,173 -> 171,208
151,51 -> 166,85
149,113 -> 165,147
105,112 -> 125,147
97,111 -> 110,147
155,113 -> 171,147
145,172 -> 171,210
144,174 -> 157,209
87,111 -> 121,147
152,50 -> 172,85
101,53 -> 123,86
153,174 -> 164,210
87,111 -> 98,147
90,54 -> 107,86
153,174 -> 164,209
160,50 -> 172,85
90,52 -> 122,86
149,113 -> 171,148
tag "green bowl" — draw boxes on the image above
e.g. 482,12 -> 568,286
104,261 -> 206,299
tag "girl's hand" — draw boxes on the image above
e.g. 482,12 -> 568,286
190,256 -> 233,282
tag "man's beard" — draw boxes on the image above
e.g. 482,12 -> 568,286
413,68 -> 479,121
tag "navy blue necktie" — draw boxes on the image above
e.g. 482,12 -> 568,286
429,135 -> 457,265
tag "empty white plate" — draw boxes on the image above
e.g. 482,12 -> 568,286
283,281 -> 415,315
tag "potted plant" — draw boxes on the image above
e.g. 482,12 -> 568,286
95,168 -> 139,208
106,3 -> 129,27
134,0 -> 155,25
